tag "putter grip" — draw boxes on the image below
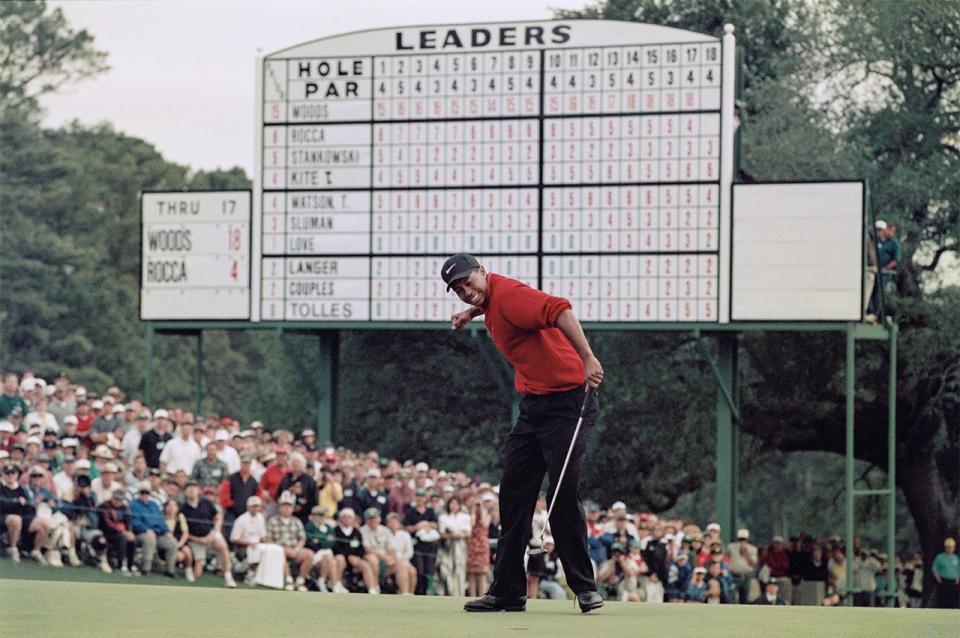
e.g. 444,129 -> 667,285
579,384 -> 594,418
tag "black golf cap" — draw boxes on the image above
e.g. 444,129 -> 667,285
440,254 -> 480,291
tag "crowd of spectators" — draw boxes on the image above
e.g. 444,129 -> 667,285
1,371 -> 956,608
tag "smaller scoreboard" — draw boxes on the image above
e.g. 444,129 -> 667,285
140,191 -> 251,320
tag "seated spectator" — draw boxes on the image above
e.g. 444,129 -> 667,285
385,512 -> 417,596
181,480 -> 236,588
124,456 -> 149,501
666,551 -> 692,601
317,466 -> 343,518
231,495 -> 287,589
684,566 -> 708,602
90,461 -> 121,504
599,541 -> 640,601
163,498 -> 194,581
97,488 -> 136,573
265,490 -> 314,592
61,473 -> 109,572
130,481 -> 178,577
1,463 -> 51,564
304,505 -> 337,592
331,507 -> 379,594
753,579 -> 786,605
704,578 -> 729,604
360,507 -> 399,593
218,454 -> 261,528
357,469 -> 389,520
24,466 -> 70,566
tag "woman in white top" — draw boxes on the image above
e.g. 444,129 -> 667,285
437,496 -> 472,596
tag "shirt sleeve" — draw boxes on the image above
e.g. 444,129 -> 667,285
497,286 -> 572,330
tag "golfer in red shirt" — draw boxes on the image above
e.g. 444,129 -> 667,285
442,254 -> 604,613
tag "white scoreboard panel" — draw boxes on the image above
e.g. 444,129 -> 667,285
255,21 -> 735,323
141,191 -> 251,320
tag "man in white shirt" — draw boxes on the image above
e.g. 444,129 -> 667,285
215,429 -> 241,474
726,528 -> 758,604
121,411 -> 151,467
159,422 -> 202,475
361,508 -> 404,593
52,456 -> 77,497
90,462 -> 121,504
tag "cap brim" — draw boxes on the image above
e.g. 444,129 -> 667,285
444,271 -> 472,291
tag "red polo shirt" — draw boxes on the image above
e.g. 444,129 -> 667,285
481,273 -> 584,395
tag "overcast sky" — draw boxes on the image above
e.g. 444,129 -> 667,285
43,0 -> 589,175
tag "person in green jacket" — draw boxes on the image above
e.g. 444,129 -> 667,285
305,505 -> 337,592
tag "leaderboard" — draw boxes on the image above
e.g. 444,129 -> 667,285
257,21 -> 731,323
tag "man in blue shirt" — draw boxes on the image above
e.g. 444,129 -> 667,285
932,537 -> 959,608
130,481 -> 178,576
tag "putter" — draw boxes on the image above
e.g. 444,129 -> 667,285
528,383 -> 595,557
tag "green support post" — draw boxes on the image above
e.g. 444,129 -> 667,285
317,331 -> 339,445
844,325 -> 856,605
715,334 -> 739,544
886,323 -> 898,605
195,331 -> 203,417
145,324 -> 154,407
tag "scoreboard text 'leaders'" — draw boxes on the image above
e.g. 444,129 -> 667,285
255,20 -> 736,323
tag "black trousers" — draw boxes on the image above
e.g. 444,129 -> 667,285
103,529 -> 135,567
488,386 -> 599,600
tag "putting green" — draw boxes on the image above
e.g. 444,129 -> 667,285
1,575 -> 957,638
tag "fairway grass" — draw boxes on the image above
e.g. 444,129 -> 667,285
1,576 -> 957,638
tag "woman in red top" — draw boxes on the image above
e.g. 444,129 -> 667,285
443,254 -> 605,614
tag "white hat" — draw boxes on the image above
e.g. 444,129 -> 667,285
26,436 -> 42,446
75,459 -> 92,470
875,219 -> 887,229
215,429 -> 230,441
246,495 -> 263,508
63,415 -> 78,426
737,528 -> 750,540
44,385 -> 57,396
76,386 -> 87,397
93,444 -> 113,459
103,462 -> 119,473
415,462 -> 429,472
91,400 -> 104,410
706,522 -> 721,532
249,421 -> 264,429
301,429 -> 315,438
61,437 -> 80,448
481,492 -> 496,502
153,409 -> 169,420
0,450 -> 8,460
611,501 -> 626,511
278,490 -> 297,505
137,480 -> 152,493
367,468 -> 381,478
19,378 -> 37,392
442,484 -> 454,492
111,404 -> 125,414
0,421 -> 13,433
102,394 -> 115,404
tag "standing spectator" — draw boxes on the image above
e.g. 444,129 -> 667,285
385,512 -> 417,595
0,373 -> 29,420
330,507 -> 379,594
727,528 -> 758,604
853,549 -> 882,606
828,549 -> 848,597
89,401 -> 121,445
98,488 -> 136,573
753,579 -> 786,605
121,411 -> 151,467
48,386 -> 75,429
904,553 -> 924,608
357,468 -> 389,520
666,552 -> 692,601
218,454 -> 262,528
214,430 -> 240,474
404,487 -> 440,595
191,442 -> 229,495
74,400 -> 94,440
52,455 -> 77,498
181,481 -> 236,588
277,452 -> 317,525
466,497 -> 491,598
1,463 -> 51,564
932,537 -> 959,609
159,421 -> 202,475
130,481 -> 178,577
163,499 -> 194,581
265,491 -> 314,592
437,495 -> 471,596
62,473 -> 110,572
139,410 -> 172,469
317,466 -> 343,518
760,536 -> 792,603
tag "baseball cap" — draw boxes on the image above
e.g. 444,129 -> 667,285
91,400 -> 104,410
93,445 -> 113,459
367,468 -> 381,478
694,566 -> 707,574
737,529 -> 750,541
3,463 -> 20,474
103,462 -> 119,473
278,490 -> 296,505
0,421 -> 13,433
102,394 -> 115,404
111,404 -> 125,414
611,501 -> 626,511
63,415 -> 78,426
364,507 -> 381,519
414,487 -> 427,497
75,459 -> 92,470
137,481 -> 151,493
215,429 -> 230,441
706,522 -> 721,532
249,421 -> 264,430
111,488 -> 126,500
875,219 -> 887,230
26,436 -> 42,446
440,253 -> 480,291
247,495 -> 263,508
153,409 -> 169,420
415,462 -> 429,472
137,411 -> 150,420
301,429 -> 315,438
61,437 -> 80,448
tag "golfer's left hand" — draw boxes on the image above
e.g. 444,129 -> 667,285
584,355 -> 604,388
